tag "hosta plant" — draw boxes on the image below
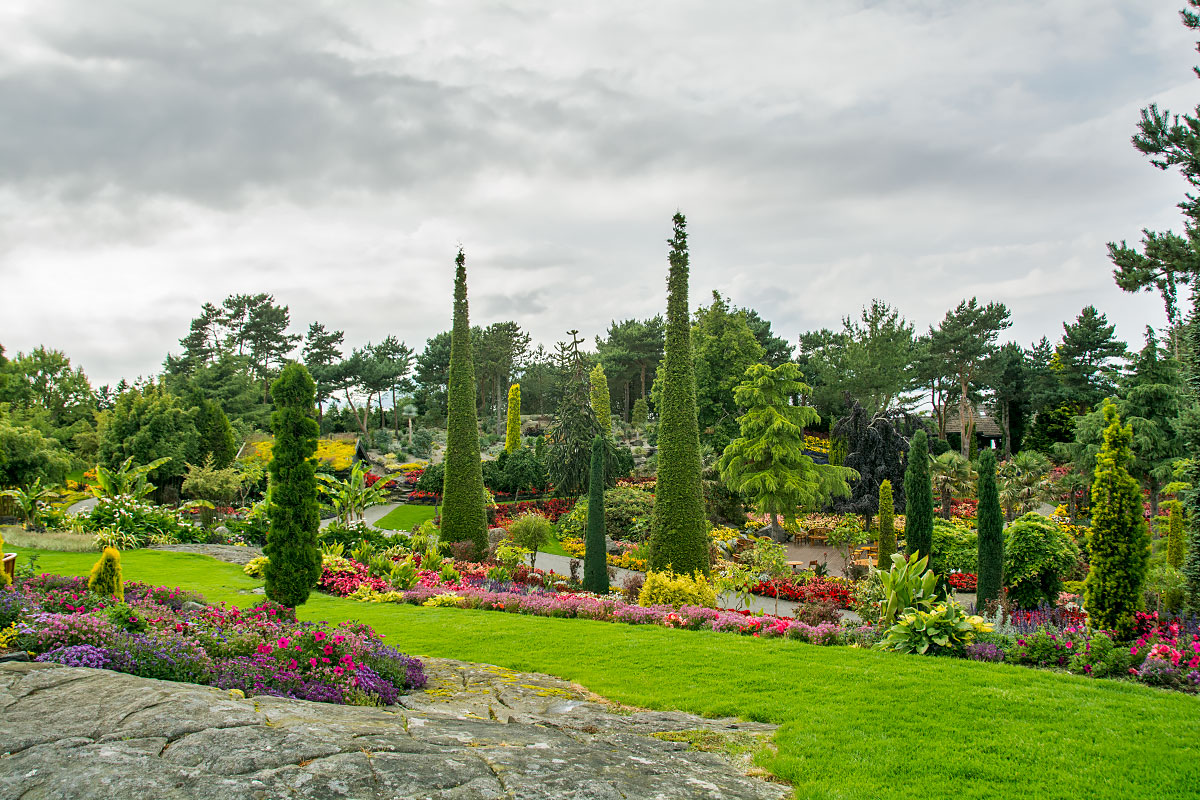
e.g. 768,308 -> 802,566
878,602 -> 991,655
879,552 -> 939,624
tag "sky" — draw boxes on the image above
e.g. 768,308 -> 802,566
1,0 -> 1196,387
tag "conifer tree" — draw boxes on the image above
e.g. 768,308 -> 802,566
976,448 -> 1004,606
648,213 -> 710,575
584,436 -> 609,593
441,249 -> 489,556
904,429 -> 934,560
505,383 -> 522,453
264,364 -> 322,607
1084,403 -> 1151,639
195,398 -> 238,468
631,396 -> 649,430
876,479 -> 896,568
719,363 -> 855,538
1166,502 -> 1185,570
589,364 -> 612,436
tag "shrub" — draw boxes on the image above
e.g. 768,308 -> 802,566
793,601 -> 840,626
965,642 -> 1005,662
508,513 -> 553,569
1004,513 -> 1080,608
931,519 -> 978,574
88,547 -> 123,602
556,487 -> 654,542
1066,631 -> 1135,678
631,397 -> 649,430
879,552 -> 939,625
505,383 -> 522,453
638,570 -> 717,609
621,572 -> 645,604
877,480 -> 896,568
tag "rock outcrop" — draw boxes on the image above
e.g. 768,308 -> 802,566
0,658 -> 785,799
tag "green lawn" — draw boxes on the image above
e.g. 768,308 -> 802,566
373,504 -> 437,531
13,545 -> 1199,800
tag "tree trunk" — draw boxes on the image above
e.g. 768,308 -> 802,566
958,378 -> 971,458
496,377 -> 505,436
941,484 -> 953,520
1001,403 -> 1012,458
640,364 -> 647,399
1149,478 -> 1159,520
624,381 -> 631,422
343,389 -> 371,438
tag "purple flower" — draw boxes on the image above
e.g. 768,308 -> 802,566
35,644 -> 113,669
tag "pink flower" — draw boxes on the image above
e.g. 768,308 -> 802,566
321,657 -> 330,664
256,644 -> 272,655
288,659 -> 298,669
309,658 -> 318,667
276,637 -> 291,649
323,645 -> 334,655
333,635 -> 345,644
333,667 -> 344,676
314,632 -> 326,642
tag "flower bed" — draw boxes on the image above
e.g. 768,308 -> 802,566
493,498 -> 576,526
349,581 -> 878,645
948,572 -> 977,592
750,577 -> 854,608
5,576 -> 425,706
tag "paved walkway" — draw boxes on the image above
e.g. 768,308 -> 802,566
319,501 -> 404,529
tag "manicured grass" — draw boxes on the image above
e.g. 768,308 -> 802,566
373,504 -> 437,531
538,537 -> 570,558
14,545 -> 1200,800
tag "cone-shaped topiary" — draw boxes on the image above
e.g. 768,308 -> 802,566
441,249 -> 488,557
263,363 -> 322,608
88,546 -> 123,601
976,448 -> 1004,606
876,479 -> 895,568
648,213 -> 709,576
589,364 -> 612,436
505,383 -> 522,453
1084,403 -> 1151,639
904,429 -> 934,560
584,436 -> 609,593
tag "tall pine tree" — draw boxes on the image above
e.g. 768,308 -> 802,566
976,448 -> 1004,606
263,364 -> 321,608
1084,403 -> 1151,639
441,249 -> 488,557
904,429 -> 934,560
648,213 -> 709,575
584,436 -> 609,593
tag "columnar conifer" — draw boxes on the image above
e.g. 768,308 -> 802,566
648,213 -> 709,575
876,480 -> 895,568
1085,403 -> 1151,639
631,397 -> 649,430
441,250 -> 489,557
589,364 -> 612,436
584,436 -> 609,593
1166,502 -> 1185,570
904,429 -> 934,560
263,364 -> 322,607
505,383 -> 522,453
976,449 -> 1004,606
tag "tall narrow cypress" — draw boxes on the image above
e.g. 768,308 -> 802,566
264,364 -> 322,607
505,383 -> 522,453
648,213 -> 709,576
1085,403 -> 1151,639
441,249 -> 488,557
584,436 -> 609,593
876,479 -> 895,569
976,448 -> 1004,606
904,429 -> 934,560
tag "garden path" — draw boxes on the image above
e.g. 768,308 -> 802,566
319,501 -> 404,529
64,497 -> 97,515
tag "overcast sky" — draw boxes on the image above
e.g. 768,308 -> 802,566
1,0 -> 1195,386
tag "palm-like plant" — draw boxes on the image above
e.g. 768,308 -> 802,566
317,462 -> 389,527
998,450 -> 1052,522
90,457 -> 172,500
929,451 -> 976,520
0,477 -> 57,529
